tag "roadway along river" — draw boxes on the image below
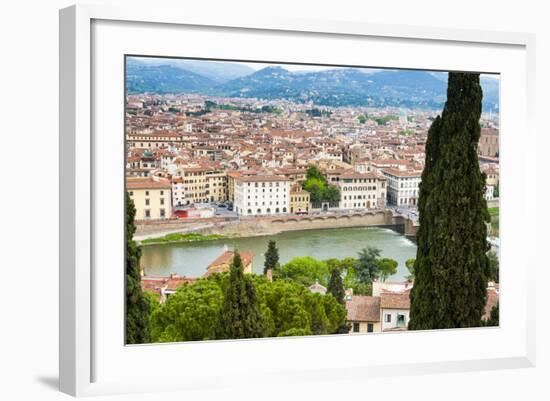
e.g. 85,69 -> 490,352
141,226 -> 418,281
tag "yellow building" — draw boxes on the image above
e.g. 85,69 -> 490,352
180,165 -> 227,204
204,250 -> 254,277
345,295 -> 382,333
127,176 -> 172,220
289,185 -> 310,214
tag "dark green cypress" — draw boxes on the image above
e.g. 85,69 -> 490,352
216,252 -> 265,339
263,240 -> 280,275
409,73 -> 490,330
125,192 -> 151,344
327,267 -> 346,305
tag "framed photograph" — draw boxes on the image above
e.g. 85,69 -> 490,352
59,4 -> 536,396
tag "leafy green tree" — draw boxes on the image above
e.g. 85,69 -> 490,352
405,258 -> 416,281
327,267 -> 346,304
324,184 -> 341,203
378,258 -> 398,282
354,246 -> 382,283
487,251 -> 499,283
303,178 -> 326,203
409,73 -> 490,330
275,256 -> 330,287
150,279 -> 223,342
357,114 -> 367,124
216,252 -> 265,339
264,240 -> 280,275
303,165 -> 340,204
306,165 -> 326,181
125,192 -> 151,344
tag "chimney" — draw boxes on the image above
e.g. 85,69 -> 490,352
266,268 -> 273,283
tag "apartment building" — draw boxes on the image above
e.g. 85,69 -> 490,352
126,130 -> 183,149
233,175 -> 291,216
337,171 -> 387,210
382,168 -> 422,207
127,176 -> 172,220
179,165 -> 227,205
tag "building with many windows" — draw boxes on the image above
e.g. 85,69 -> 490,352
127,176 -> 172,220
289,184 -> 311,214
337,171 -> 386,210
382,168 -> 422,207
179,165 -> 227,205
233,175 -> 291,216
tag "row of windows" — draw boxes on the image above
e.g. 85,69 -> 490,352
128,190 -> 165,196
342,202 -> 376,208
143,198 -> 167,206
341,186 -> 377,191
290,196 -> 308,202
144,209 -> 166,218
343,194 -> 376,200
246,182 -> 283,187
248,201 -> 284,207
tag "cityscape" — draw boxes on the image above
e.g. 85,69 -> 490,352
124,57 -> 500,344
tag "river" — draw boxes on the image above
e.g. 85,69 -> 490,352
141,226 -> 417,281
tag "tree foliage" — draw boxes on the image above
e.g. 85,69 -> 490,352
487,251 -> 499,283
264,240 -> 280,275
409,73 -> 490,330
302,165 -> 341,204
216,252 -> 265,339
125,192 -> 151,344
405,258 -> 416,281
151,273 -> 348,341
354,246 -> 382,283
327,267 -> 346,304
378,258 -> 398,282
485,303 -> 499,327
275,256 -> 330,287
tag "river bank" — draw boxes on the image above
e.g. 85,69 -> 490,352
134,209 -> 417,242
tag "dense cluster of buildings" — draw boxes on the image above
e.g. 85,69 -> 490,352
126,94 -> 499,220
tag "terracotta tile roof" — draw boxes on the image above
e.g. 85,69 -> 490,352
380,289 -> 411,309
483,287 -> 499,320
346,296 -> 381,322
141,274 -> 197,293
126,176 -> 172,190
205,251 -> 255,277
235,175 -> 290,183
382,168 -> 422,178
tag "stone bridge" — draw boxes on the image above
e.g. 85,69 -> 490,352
135,209 -> 419,239
198,209 -> 418,237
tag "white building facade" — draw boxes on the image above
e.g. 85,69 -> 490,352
338,172 -> 386,210
382,168 -> 422,207
234,175 -> 291,216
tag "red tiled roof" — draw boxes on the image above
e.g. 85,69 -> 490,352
380,289 -> 411,309
204,251 -> 255,277
126,176 -> 172,190
346,296 -> 381,322
141,275 -> 197,293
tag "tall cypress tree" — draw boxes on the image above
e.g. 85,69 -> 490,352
409,73 -> 490,330
216,252 -> 265,339
327,267 -> 346,305
263,240 -> 280,275
125,192 -> 151,344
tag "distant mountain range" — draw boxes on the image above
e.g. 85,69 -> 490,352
126,58 -> 499,111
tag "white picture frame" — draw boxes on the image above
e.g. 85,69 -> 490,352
59,4 -> 536,397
